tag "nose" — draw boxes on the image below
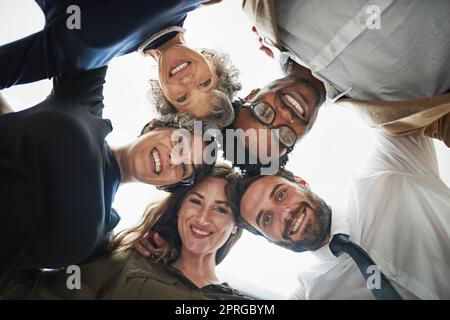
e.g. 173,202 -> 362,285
179,73 -> 195,86
274,206 -> 292,224
276,106 -> 295,124
196,206 -> 211,226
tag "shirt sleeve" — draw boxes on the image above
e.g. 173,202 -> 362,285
0,31 -> 58,89
51,66 -> 108,117
363,132 -> 439,177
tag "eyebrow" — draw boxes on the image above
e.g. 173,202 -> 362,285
189,191 -> 204,199
215,200 -> 229,206
270,183 -> 284,198
189,191 -> 228,207
255,183 -> 283,229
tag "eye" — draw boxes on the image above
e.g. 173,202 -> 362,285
263,214 -> 272,226
254,102 -> 274,124
275,190 -> 286,201
199,79 -> 211,88
177,93 -> 189,103
190,198 -> 201,205
215,206 -> 229,214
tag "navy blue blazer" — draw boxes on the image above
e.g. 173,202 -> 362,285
0,0 -> 207,89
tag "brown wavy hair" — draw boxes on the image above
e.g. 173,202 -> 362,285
109,163 -> 242,265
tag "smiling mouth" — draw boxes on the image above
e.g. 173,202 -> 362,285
281,93 -> 307,120
290,210 -> 306,235
170,61 -> 190,77
190,225 -> 213,238
151,148 -> 162,175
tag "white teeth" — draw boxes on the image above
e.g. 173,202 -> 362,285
284,94 -> 305,116
151,149 -> 161,174
192,227 -> 211,236
170,62 -> 189,76
291,212 -> 306,234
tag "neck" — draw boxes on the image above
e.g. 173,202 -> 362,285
172,249 -> 218,288
144,32 -> 185,60
111,146 -> 133,184
321,233 -> 331,247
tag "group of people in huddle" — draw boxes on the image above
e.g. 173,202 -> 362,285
1,0 -> 449,300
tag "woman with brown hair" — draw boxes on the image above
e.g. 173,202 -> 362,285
3,164 -> 249,300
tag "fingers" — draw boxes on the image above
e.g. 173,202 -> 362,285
153,232 -> 168,248
141,237 -> 158,252
251,26 -> 274,58
134,242 -> 151,257
260,46 -> 274,58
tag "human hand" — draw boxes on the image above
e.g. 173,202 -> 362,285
199,0 -> 223,7
252,26 -> 274,59
0,92 -> 13,115
134,231 -> 168,257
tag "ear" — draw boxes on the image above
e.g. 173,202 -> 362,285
294,176 -> 310,190
244,88 -> 261,101
231,225 -> 238,235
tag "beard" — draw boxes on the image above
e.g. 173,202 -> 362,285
276,189 -> 332,253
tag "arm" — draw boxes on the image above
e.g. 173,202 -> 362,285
52,66 -> 108,117
337,93 -> 450,147
0,92 -> 13,114
0,31 -> 63,89
336,93 -> 450,126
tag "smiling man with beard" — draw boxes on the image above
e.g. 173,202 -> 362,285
238,171 -> 333,254
237,132 -> 450,299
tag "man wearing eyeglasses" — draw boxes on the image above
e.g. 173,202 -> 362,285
226,0 -> 450,173
223,61 -> 326,173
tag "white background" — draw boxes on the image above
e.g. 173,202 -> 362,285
1,0 -> 449,299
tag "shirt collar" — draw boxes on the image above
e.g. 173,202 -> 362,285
313,204 -> 350,260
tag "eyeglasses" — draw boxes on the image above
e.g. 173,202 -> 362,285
243,101 -> 297,152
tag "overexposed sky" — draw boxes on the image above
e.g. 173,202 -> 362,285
1,0 -> 449,299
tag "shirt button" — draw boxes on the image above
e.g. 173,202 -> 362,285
359,16 -> 366,25
391,271 -> 399,278
330,46 -> 336,53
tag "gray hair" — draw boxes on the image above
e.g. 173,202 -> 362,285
148,48 -> 242,130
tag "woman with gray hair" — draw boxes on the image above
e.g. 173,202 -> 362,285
148,44 -> 242,131
0,0 -> 241,129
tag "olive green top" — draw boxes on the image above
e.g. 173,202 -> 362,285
2,251 -> 250,300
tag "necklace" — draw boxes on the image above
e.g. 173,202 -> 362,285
137,26 -> 186,55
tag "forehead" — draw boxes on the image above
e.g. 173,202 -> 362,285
190,177 -> 227,198
254,77 -> 294,99
240,175 -> 292,214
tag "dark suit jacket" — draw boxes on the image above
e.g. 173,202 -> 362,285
0,66 -> 121,293
0,0 -> 206,89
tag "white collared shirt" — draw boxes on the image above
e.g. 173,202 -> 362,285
290,133 -> 450,299
275,0 -> 450,100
